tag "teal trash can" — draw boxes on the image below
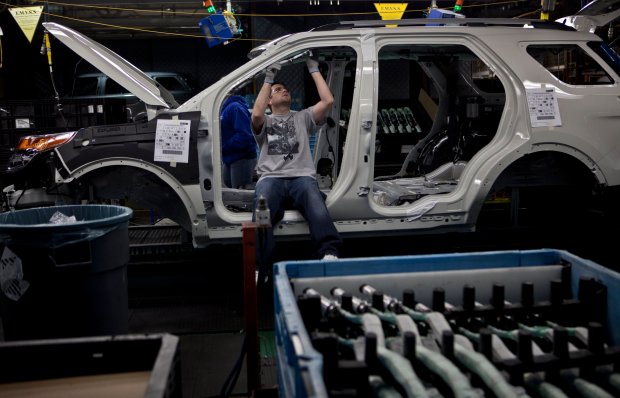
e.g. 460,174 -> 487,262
0,204 -> 133,340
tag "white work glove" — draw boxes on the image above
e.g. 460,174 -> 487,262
306,56 -> 320,74
264,63 -> 281,84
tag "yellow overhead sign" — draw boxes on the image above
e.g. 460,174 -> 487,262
374,3 -> 408,21
9,6 -> 43,43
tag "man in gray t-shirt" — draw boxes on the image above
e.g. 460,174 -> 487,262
251,56 -> 342,269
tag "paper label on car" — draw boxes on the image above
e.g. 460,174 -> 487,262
527,88 -> 562,127
154,119 -> 191,164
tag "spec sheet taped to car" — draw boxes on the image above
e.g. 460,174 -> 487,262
154,119 -> 191,164
526,87 -> 562,128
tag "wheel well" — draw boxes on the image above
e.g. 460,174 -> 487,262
477,151 -> 601,229
69,166 -> 192,230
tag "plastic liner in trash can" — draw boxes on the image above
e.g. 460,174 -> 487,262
0,204 -> 133,340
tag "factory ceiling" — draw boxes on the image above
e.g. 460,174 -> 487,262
1,0 -> 586,40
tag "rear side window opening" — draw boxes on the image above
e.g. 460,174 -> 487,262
527,43 -> 616,85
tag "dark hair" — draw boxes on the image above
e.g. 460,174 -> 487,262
271,81 -> 288,90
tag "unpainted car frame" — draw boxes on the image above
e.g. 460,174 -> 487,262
3,8 -> 620,250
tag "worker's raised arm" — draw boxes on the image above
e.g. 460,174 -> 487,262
251,63 -> 280,134
306,55 -> 334,124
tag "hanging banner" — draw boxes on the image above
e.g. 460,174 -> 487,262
374,3 -> 408,26
9,6 -> 43,43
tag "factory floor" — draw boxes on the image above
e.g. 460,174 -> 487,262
126,243 -> 279,398
0,221 -> 617,398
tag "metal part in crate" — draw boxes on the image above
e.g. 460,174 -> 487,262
274,249 -> 620,398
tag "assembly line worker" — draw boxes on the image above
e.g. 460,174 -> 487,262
251,55 -> 342,267
220,95 -> 258,188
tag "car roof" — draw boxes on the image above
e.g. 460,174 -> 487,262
248,18 -> 574,57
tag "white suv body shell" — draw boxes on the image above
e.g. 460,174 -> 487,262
8,19 -> 620,248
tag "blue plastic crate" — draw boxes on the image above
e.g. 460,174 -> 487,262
273,249 -> 620,397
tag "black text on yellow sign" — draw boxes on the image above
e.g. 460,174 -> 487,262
9,6 -> 44,43
374,3 -> 408,27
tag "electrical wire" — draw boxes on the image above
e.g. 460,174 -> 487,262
40,1 -> 68,128
218,333 -> 247,397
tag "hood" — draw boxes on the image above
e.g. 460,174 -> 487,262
43,22 -> 178,108
556,0 -> 620,33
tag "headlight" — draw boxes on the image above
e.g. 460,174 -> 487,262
7,131 -> 77,171
15,131 -> 77,152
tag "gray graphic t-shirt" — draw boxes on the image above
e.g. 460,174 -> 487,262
255,108 -> 319,181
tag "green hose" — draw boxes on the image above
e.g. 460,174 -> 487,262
524,374 -> 569,398
454,343 -> 526,398
416,343 -> 482,398
607,373 -> 620,394
378,346 -> 430,398
570,376 -> 614,398
369,375 -> 404,398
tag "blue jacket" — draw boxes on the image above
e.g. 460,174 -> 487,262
220,95 -> 258,165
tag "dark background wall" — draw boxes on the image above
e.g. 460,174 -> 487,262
0,12 -> 254,100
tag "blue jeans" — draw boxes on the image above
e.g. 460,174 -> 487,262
223,157 -> 257,188
254,176 -> 341,262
